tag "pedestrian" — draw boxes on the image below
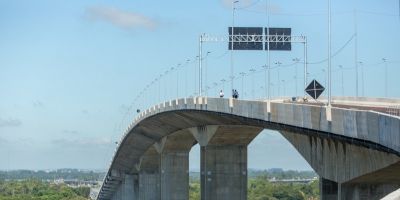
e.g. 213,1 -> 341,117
219,90 -> 224,98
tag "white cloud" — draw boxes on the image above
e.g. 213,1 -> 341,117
221,0 -> 281,14
85,6 -> 157,30
0,118 -> 22,128
221,0 -> 253,8
52,137 -> 113,148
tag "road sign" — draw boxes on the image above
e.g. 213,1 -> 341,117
228,27 -> 263,50
266,28 -> 292,51
305,79 -> 325,99
228,27 -> 292,51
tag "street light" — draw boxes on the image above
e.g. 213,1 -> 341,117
231,0 -> 239,97
176,64 -> 181,99
328,0 -> 332,106
204,51 -> 211,96
239,72 -> 246,98
249,68 -> 256,99
275,62 -> 282,96
338,65 -> 344,96
358,61 -> 364,96
185,59 -> 190,97
292,58 -> 300,96
221,79 -> 227,93
382,58 -> 388,97
262,65 -> 268,98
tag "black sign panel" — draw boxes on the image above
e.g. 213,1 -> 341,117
265,28 -> 291,51
305,79 -> 325,99
228,27 -> 263,50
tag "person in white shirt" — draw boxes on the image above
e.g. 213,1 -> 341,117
219,90 -> 224,98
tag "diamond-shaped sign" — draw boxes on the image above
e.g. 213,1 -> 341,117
305,79 -> 325,99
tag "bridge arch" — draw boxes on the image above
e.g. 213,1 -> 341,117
98,97 -> 400,200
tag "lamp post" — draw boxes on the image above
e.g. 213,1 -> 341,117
249,68 -> 256,99
328,0 -> 332,106
262,65 -> 268,98
292,58 -> 300,96
239,72 -> 246,98
275,62 -> 282,96
382,58 -> 388,97
185,59 -> 190,96
231,0 -> 239,97
204,51 -> 211,96
358,61 -> 364,96
176,64 -> 181,99
221,79 -> 227,93
338,65 -> 344,96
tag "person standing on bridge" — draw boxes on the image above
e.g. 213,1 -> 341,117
219,90 -> 224,98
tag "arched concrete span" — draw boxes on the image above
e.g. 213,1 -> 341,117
98,97 -> 400,200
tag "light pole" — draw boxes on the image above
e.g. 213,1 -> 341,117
205,51 -> 211,96
239,72 -> 246,98
231,0 -> 239,97
262,65 -> 268,98
221,79 -> 226,93
176,64 -> 181,99
213,82 -> 218,96
339,65 -> 344,96
275,62 -> 282,96
328,0 -> 332,106
354,9 -> 359,98
383,58 -> 388,97
293,58 -> 300,96
185,59 -> 190,96
358,61 -> 364,96
281,80 -> 286,96
250,68 -> 256,99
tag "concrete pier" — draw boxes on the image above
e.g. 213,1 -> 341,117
190,125 -> 262,200
159,130 -> 196,200
138,146 -> 160,200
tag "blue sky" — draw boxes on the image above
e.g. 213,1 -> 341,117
0,0 -> 399,170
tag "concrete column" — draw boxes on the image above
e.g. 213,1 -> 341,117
201,145 -> 248,200
121,174 -> 137,200
159,130 -> 196,200
138,146 -> 160,200
190,125 -> 262,200
112,185 -> 123,200
320,178 -> 338,200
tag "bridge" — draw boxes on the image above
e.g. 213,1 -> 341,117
96,96 -> 400,200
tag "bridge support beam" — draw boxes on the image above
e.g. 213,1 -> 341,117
159,130 -> 196,200
280,130 -> 400,200
111,174 -> 138,200
137,146 -> 160,200
190,125 -> 262,200
320,178 -> 400,200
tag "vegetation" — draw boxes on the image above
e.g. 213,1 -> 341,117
189,173 -> 319,200
0,169 -> 104,181
0,179 -> 90,200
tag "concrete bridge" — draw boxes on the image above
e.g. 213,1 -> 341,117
97,96 -> 400,200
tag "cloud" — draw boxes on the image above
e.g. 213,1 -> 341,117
33,101 -> 44,108
0,118 -> 22,128
62,130 -> 79,135
85,6 -> 158,30
52,137 -> 113,148
221,0 -> 252,8
221,0 -> 281,14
